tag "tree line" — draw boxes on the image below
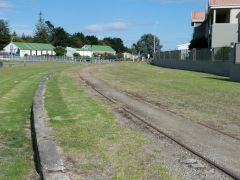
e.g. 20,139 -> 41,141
0,12 -> 128,54
0,12 -> 163,58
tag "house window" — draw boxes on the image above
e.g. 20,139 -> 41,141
216,9 -> 230,23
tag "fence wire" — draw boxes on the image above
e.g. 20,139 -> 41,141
0,55 -> 114,64
155,47 -> 234,62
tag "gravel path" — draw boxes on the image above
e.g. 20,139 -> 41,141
79,66 -> 240,179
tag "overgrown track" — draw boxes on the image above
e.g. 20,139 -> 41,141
121,91 -> 240,142
79,74 -> 240,180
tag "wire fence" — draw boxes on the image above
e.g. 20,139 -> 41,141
0,55 -> 114,64
155,47 -> 234,62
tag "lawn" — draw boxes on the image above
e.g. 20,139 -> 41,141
94,62 -> 240,136
44,69 -> 177,179
0,61 -> 79,179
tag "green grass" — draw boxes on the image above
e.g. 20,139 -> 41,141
94,62 -> 240,135
44,69 -> 177,179
0,61 -> 79,179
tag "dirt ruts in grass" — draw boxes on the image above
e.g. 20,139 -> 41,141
93,62 -> 240,138
44,70 -> 178,179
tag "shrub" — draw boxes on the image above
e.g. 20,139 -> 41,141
189,37 -> 208,49
54,46 -> 67,56
214,46 -> 232,61
73,53 -> 80,57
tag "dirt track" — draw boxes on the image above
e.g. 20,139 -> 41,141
79,66 -> 240,179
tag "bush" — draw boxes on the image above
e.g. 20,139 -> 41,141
214,47 -> 232,61
54,46 -> 67,56
24,54 -> 29,56
189,37 -> 208,49
117,53 -> 123,60
73,53 -> 80,57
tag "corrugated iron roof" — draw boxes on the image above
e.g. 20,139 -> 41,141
13,42 -> 55,50
77,45 -> 115,52
192,11 -> 206,21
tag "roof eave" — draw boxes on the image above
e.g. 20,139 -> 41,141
209,5 -> 240,9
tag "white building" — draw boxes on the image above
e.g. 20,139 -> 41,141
177,43 -> 190,51
66,47 -> 77,58
177,43 -> 190,60
76,45 -> 116,58
123,52 -> 140,60
4,42 -> 55,57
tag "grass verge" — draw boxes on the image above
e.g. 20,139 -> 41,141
44,69 -> 177,179
94,62 -> 240,135
0,62 -> 79,179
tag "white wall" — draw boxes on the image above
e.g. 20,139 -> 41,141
212,23 -> 238,48
230,9 -> 240,24
20,50 -> 31,57
3,43 -> 56,57
76,50 -> 93,57
3,43 -> 19,54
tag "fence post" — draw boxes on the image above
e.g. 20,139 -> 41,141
193,48 -> 196,61
234,43 -> 240,64
211,48 -> 215,61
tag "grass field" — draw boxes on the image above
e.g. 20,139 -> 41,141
0,61 -> 78,179
44,69 -> 177,179
94,63 -> 240,135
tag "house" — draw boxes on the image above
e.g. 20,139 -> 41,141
123,52 -> 140,60
177,43 -> 190,51
4,42 -> 55,57
76,45 -> 116,57
192,0 -> 240,48
177,43 -> 190,60
66,47 -> 77,58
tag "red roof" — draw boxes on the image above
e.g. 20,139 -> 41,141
192,11 -> 206,21
210,0 -> 240,6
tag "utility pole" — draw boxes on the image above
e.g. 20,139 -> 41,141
153,22 -> 158,54
154,35 -> 156,54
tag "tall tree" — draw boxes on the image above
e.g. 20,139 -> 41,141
45,20 -> 55,42
134,34 -> 162,57
70,32 -> 86,48
52,27 -> 70,47
86,35 -> 99,45
0,19 -> 11,50
34,12 -> 49,43
102,37 -> 126,53
12,31 -> 17,36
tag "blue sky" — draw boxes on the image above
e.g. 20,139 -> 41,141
0,0 -> 207,50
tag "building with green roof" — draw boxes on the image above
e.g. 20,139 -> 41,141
3,42 -> 56,56
75,45 -> 116,57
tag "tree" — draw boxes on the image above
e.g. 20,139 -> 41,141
12,31 -> 24,42
22,34 -> 34,43
12,31 -> 17,36
45,20 -> 55,42
70,32 -> 86,48
0,19 -> 11,50
86,35 -> 98,45
52,27 -> 70,47
189,37 -> 208,49
54,46 -> 66,56
102,37 -> 126,53
13,36 -> 24,42
34,12 -> 49,43
117,52 -> 123,60
134,34 -> 162,57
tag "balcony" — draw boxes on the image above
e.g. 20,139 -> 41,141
211,23 -> 238,48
